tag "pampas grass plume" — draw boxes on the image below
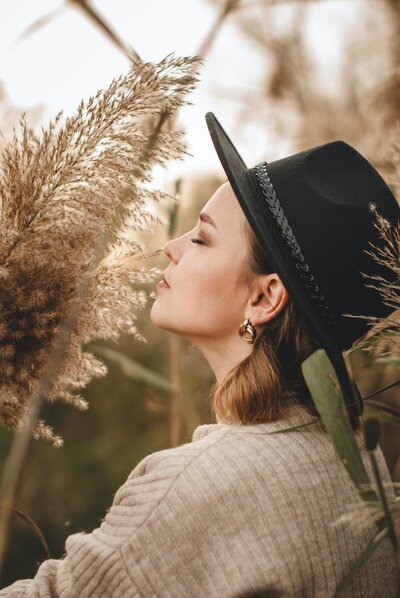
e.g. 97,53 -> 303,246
0,53 -> 202,443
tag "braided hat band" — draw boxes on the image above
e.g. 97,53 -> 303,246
254,161 -> 337,329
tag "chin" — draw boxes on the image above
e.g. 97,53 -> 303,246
150,305 -> 192,340
150,302 -> 172,331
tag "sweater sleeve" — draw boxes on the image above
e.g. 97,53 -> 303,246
0,436 -> 215,598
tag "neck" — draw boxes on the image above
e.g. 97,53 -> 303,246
193,334 -> 253,383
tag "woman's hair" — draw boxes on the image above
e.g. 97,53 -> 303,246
210,218 -> 361,432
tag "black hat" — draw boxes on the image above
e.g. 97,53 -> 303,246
205,112 -> 400,416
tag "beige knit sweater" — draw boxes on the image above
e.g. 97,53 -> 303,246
1,398 -> 399,597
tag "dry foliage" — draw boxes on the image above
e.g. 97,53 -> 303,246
332,482 -> 400,534
0,53 -> 202,443
347,204 -> 400,357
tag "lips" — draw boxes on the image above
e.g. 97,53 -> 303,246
162,274 -> 170,288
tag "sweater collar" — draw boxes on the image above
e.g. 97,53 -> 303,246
192,398 -> 319,442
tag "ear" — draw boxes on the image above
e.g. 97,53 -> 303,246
247,273 -> 289,327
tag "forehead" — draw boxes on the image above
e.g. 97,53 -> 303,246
204,181 -> 246,230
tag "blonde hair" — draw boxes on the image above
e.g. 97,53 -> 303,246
211,219 -> 361,432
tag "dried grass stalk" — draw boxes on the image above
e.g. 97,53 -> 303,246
331,482 -> 400,537
0,53 -> 202,442
347,203 -> 400,357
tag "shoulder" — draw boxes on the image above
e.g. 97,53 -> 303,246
122,402 -> 325,509
90,424 -> 230,547
127,399 -> 339,483
126,422 -> 230,483
133,402 -> 330,492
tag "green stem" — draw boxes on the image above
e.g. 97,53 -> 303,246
369,450 -> 400,569
364,378 -> 400,401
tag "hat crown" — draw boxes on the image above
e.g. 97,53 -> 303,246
263,139 -> 397,215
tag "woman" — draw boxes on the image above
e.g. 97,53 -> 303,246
1,113 -> 399,597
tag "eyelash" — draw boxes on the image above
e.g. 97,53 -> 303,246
190,237 -> 206,246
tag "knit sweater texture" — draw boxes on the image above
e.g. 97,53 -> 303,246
1,398 -> 399,597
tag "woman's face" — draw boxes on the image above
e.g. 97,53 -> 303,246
150,181 -> 252,344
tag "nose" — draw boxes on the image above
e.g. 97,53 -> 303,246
163,240 -> 171,259
163,237 -> 180,263
164,228 -> 192,263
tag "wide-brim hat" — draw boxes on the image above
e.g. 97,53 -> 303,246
205,112 -> 400,416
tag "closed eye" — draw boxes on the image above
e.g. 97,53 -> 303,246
190,237 -> 206,245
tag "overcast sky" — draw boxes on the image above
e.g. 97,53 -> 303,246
0,0 -> 361,181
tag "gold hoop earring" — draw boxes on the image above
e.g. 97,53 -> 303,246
238,318 -> 257,344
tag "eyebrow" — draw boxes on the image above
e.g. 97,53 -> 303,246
199,212 -> 217,229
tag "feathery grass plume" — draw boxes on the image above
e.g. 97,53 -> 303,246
331,482 -> 400,535
0,53 -> 202,442
341,125 -> 400,357
344,206 -> 400,357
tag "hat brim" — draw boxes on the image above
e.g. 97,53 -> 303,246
205,112 -> 361,414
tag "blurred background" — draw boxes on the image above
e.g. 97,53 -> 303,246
0,0 -> 400,586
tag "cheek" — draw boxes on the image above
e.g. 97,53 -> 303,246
180,255 -> 238,308
198,246 -> 248,305
151,253 -> 247,336
156,248 -> 245,323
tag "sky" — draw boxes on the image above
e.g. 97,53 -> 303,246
0,0 -> 362,182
